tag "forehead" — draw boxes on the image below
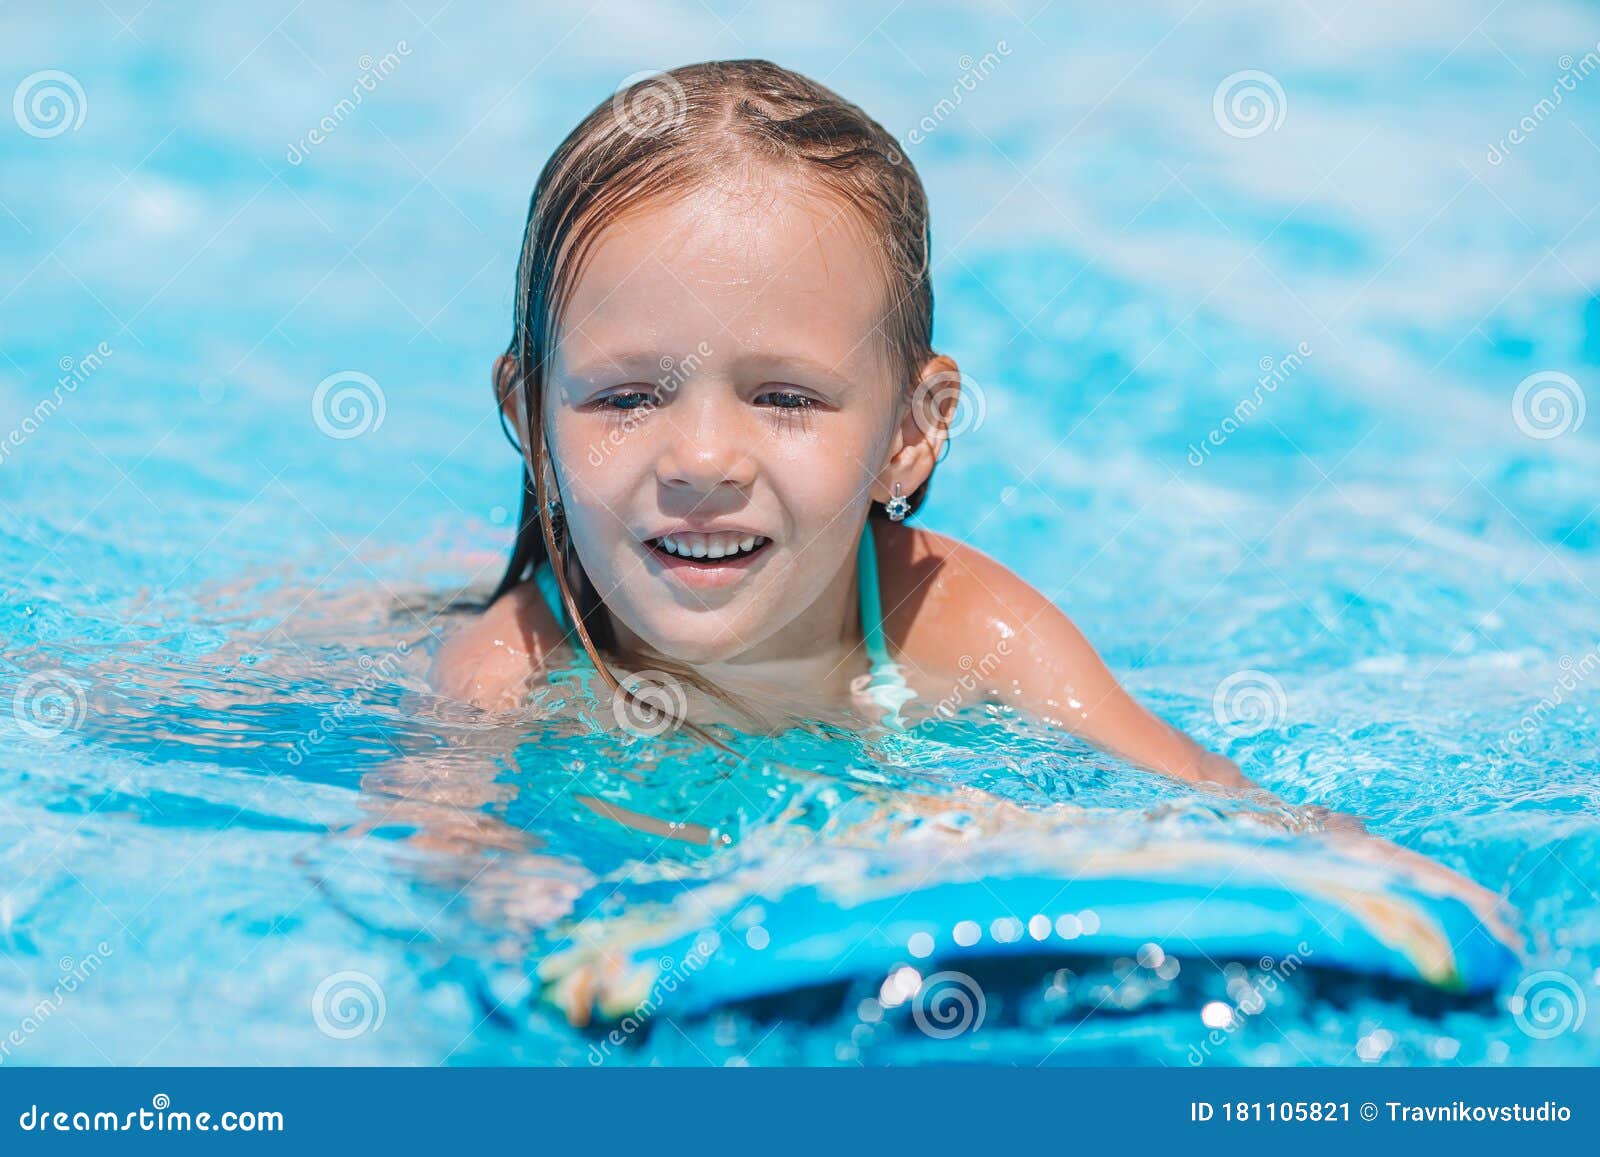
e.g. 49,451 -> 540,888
553,174 -> 895,379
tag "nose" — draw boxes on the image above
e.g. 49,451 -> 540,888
653,389 -> 757,494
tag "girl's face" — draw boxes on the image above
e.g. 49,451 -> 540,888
544,175 -> 908,666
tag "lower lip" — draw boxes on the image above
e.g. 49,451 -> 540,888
644,541 -> 771,589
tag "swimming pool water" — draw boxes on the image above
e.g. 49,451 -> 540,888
1,1 -> 1597,1065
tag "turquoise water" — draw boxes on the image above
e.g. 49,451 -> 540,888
2,1 -> 1597,1065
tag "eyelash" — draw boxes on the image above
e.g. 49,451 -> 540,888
595,390 -> 657,413
755,390 -> 818,430
587,388 -> 824,427
756,390 -> 814,410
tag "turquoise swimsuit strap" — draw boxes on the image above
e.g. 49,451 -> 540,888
530,525 -> 914,727
855,523 -> 916,729
856,522 -> 892,669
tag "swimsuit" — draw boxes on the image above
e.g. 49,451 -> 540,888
531,522 -> 916,731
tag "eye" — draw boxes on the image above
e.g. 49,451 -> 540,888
595,389 -> 656,411
755,389 -> 817,410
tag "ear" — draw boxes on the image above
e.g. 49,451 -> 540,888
495,355 -> 543,478
870,354 -> 960,505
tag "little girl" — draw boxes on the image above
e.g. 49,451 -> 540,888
430,58 -> 1518,945
433,58 -> 1245,788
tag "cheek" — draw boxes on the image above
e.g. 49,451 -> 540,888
544,423 -> 642,582
549,416 -> 650,522
776,457 -> 871,516
551,412 -> 630,482
768,415 -> 893,511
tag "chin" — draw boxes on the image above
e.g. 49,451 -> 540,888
638,620 -> 749,666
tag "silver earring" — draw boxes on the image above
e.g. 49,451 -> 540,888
885,482 -> 910,522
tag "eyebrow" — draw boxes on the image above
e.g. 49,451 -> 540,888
560,349 -> 863,391
738,352 -> 859,391
557,351 -> 675,384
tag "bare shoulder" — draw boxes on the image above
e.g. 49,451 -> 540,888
871,520 -> 1125,726
871,522 -> 1245,786
430,580 -> 570,711
871,521 -> 1072,675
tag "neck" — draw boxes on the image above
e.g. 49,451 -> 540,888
609,535 -> 868,705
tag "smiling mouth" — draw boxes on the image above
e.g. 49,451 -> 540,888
646,532 -> 771,566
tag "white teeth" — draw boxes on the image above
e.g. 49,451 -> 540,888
653,532 -> 768,559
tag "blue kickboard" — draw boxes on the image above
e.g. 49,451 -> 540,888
537,842 -> 1521,1023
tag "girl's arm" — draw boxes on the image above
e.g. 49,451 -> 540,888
879,527 -> 1519,942
879,525 -> 1247,786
